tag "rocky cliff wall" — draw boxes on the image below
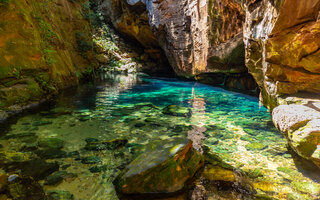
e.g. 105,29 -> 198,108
244,0 -> 320,109
0,0 -> 95,117
99,0 -> 257,91
244,0 -> 320,168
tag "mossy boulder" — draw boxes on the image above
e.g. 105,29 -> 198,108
116,139 -> 203,194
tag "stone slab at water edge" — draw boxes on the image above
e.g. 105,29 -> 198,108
115,139 -> 203,194
273,104 -> 320,168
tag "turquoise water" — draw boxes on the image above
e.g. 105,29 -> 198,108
0,73 -> 319,200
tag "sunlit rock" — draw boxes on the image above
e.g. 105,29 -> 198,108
244,0 -> 320,109
116,139 -> 203,194
273,104 -> 320,168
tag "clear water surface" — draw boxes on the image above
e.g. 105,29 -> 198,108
1,73 -> 319,200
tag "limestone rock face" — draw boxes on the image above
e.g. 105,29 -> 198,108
99,0 -> 256,91
98,0 -> 163,60
116,139 -> 203,194
99,0 -> 158,49
272,104 -> 320,168
243,0 -> 320,109
145,0 -> 209,77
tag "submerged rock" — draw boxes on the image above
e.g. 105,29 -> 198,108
116,139 -> 203,194
3,132 -> 37,140
8,177 -> 47,200
35,149 -> 68,159
47,190 -> 74,200
38,138 -> 64,149
89,165 -> 109,173
81,156 -> 102,164
189,162 -> 255,200
85,139 -> 128,151
32,121 -> 53,126
203,165 -> 236,182
162,105 -> 191,117
11,159 -> 59,180
44,171 -> 77,186
245,142 -> 268,151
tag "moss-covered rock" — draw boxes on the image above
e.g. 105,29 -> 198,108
0,0 -> 96,114
116,139 -> 203,194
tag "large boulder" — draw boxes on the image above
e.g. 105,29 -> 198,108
272,104 -> 320,168
115,139 -> 203,194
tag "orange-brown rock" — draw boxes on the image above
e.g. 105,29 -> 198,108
244,0 -> 320,109
116,139 -> 203,194
244,0 -> 320,169
98,0 -> 161,57
0,0 -> 95,112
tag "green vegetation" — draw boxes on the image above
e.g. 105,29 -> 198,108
32,13 -> 58,66
0,0 -> 10,7
75,31 -> 92,52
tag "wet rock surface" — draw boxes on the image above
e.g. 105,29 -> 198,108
116,139 -> 203,194
273,104 -> 320,168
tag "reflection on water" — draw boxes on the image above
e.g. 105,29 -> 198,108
0,73 -> 319,200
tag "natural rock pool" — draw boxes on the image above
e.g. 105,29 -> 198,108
1,73 -> 320,200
